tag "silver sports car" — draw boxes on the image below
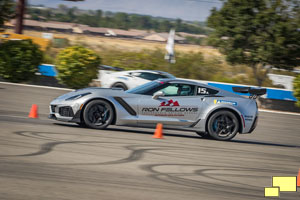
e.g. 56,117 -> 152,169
49,79 -> 266,141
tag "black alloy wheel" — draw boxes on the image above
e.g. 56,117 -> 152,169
83,100 -> 114,129
207,110 -> 239,141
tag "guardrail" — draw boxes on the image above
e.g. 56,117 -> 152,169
38,64 -> 57,77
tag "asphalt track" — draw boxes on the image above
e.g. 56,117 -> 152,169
0,82 -> 299,200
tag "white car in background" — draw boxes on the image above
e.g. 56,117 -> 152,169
98,70 -> 176,90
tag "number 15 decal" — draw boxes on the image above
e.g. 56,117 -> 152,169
198,87 -> 209,94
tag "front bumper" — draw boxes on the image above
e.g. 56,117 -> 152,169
49,104 -> 81,123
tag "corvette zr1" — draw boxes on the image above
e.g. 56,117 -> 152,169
49,79 -> 266,141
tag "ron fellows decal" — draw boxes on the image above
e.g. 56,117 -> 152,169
142,99 -> 198,116
160,99 -> 179,107
214,99 -> 237,106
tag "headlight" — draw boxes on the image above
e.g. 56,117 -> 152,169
65,92 -> 91,101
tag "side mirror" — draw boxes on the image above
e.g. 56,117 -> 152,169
152,91 -> 164,99
127,72 -> 133,77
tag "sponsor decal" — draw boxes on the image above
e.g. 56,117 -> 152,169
244,115 -> 253,121
214,99 -> 237,106
142,99 -> 198,116
142,107 -> 198,112
160,99 -> 179,107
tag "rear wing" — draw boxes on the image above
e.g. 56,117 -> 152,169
232,87 -> 266,99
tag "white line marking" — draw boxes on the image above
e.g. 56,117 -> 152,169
259,109 -> 300,116
0,115 -> 29,119
0,81 -> 73,91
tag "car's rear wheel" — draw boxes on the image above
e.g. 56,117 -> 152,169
82,100 -> 114,129
112,82 -> 127,91
207,110 -> 239,141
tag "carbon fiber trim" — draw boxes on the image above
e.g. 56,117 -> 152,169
189,118 -> 201,127
70,110 -> 82,123
248,116 -> 258,133
204,95 -> 224,97
51,105 -> 56,112
113,97 -> 137,116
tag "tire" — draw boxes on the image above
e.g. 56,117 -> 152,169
207,110 -> 239,141
111,82 -> 128,91
82,100 -> 114,129
195,132 -> 211,139
76,122 -> 87,127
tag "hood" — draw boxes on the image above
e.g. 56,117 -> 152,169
55,87 -> 125,100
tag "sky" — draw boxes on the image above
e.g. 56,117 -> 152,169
28,0 -> 223,21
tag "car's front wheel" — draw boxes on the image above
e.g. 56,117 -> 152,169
82,100 -> 114,129
207,110 -> 239,141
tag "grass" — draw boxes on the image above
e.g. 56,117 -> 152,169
6,29 -> 222,59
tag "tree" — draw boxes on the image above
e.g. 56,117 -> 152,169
175,18 -> 182,31
0,40 -> 43,82
158,20 -> 173,32
114,13 -> 129,29
0,0 -> 14,30
15,0 -> 25,33
294,75 -> 300,107
56,46 -> 101,89
207,0 -> 300,86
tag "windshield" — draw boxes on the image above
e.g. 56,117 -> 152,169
131,71 -> 175,81
137,73 -> 167,81
126,81 -> 164,94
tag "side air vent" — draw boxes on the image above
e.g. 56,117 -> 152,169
113,97 -> 137,116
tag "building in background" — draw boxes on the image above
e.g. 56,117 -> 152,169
267,74 -> 295,90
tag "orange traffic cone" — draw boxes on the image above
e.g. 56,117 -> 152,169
28,104 -> 38,118
297,169 -> 300,187
153,123 -> 164,139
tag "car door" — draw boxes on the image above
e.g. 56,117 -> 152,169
136,82 -> 203,128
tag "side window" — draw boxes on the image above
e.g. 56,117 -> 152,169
161,85 -> 178,96
138,72 -> 161,81
197,86 -> 218,95
130,72 -> 141,77
158,74 -> 170,79
158,83 -> 195,96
